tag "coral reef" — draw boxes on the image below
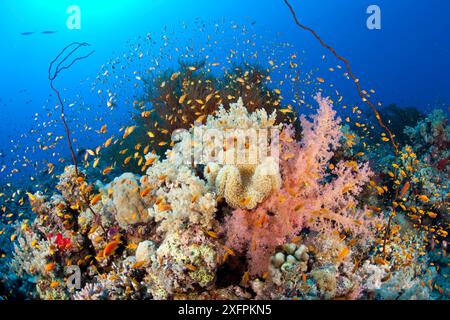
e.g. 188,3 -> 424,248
143,228 -> 219,299
375,104 -> 424,146
3,93 -> 446,300
404,109 -> 449,172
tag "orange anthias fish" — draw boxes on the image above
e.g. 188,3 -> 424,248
337,247 -> 350,260
103,240 -> 121,257
102,166 -> 113,175
185,264 -> 197,271
241,271 -> 250,285
204,230 -> 218,239
45,262 -> 56,272
90,193 -> 102,206
140,186 -> 153,198
399,181 -> 410,198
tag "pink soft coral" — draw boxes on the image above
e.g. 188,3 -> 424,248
224,93 -> 381,275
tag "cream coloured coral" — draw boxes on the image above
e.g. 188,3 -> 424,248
100,173 -> 150,229
79,130 -> 218,238
143,227 -> 219,299
143,152 -> 218,235
199,98 -> 282,209
135,240 -> 157,265
205,156 -> 281,209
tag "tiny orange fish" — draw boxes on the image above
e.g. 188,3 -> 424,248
126,243 -> 138,250
45,262 -> 56,272
367,205 -> 382,212
123,125 -> 137,139
418,194 -> 430,202
223,246 -> 236,256
399,181 -> 410,198
185,264 -> 197,271
102,166 -> 113,175
90,193 -> 102,206
103,240 -> 121,257
241,271 -> 250,285
427,211 -> 438,218
374,257 -> 389,265
338,247 -> 350,260
132,261 -> 146,269
291,236 -> 302,243
157,203 -> 172,212
75,177 -> 85,184
140,186 -> 153,198
104,137 -> 113,148
205,230 -> 218,239
145,157 -> 156,166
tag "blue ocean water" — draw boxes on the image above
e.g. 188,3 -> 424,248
0,0 -> 449,182
0,0 -> 449,301
0,0 -> 449,180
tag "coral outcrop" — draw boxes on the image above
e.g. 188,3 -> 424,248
6,93 -> 444,300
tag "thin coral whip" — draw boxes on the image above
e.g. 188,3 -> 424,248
282,0 -> 397,152
282,0 -> 400,255
48,42 -> 94,176
48,43 -> 102,224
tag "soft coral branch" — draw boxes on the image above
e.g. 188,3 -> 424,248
224,94 -> 381,275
